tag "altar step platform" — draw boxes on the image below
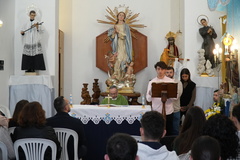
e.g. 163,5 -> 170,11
9,75 -> 54,118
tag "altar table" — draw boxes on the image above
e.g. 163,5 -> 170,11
9,75 -> 54,118
192,77 -> 219,111
69,105 -> 151,160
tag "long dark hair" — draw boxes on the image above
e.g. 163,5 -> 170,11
18,102 -> 46,127
174,106 -> 206,154
12,100 -> 29,123
180,68 -> 192,83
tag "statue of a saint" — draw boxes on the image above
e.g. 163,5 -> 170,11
199,18 -> 217,68
21,10 -> 46,72
165,31 -> 179,57
107,11 -> 132,82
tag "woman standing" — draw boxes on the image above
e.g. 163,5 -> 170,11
108,11 -> 132,81
180,68 -> 196,119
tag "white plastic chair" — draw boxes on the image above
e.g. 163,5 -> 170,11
14,138 -> 57,160
131,135 -> 141,142
54,128 -> 78,160
0,105 -> 11,118
8,127 -> 16,136
0,141 -> 8,160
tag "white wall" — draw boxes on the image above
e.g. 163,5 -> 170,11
59,0 -> 73,98
14,0 -> 58,76
0,0 -> 225,107
0,0 -> 15,107
68,0 -> 171,103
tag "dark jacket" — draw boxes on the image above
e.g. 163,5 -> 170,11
12,125 -> 61,160
180,81 -> 196,107
46,112 -> 87,159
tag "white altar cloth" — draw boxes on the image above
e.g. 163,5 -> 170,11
9,75 -> 54,118
69,105 -> 151,125
192,76 -> 219,111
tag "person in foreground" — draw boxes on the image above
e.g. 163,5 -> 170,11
101,85 -> 128,105
104,133 -> 139,160
0,114 -> 15,160
47,96 -> 87,159
173,106 -> 206,155
12,102 -> 61,160
232,103 -> 240,141
190,136 -> 221,160
9,99 -> 29,127
137,111 -> 179,160
203,114 -> 239,160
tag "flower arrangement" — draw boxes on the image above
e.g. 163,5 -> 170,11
204,103 -> 221,120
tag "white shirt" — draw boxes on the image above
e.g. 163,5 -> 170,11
146,76 -> 175,115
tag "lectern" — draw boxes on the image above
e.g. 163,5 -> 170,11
151,82 -> 177,119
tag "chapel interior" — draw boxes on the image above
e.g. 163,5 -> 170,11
0,0 -> 239,115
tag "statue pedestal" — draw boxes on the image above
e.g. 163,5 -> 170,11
200,72 -> 215,77
25,72 -> 38,76
106,87 -> 134,93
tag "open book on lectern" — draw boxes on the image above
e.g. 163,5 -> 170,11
151,82 -> 178,98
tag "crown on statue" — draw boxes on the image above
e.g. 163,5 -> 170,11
113,4 -> 133,19
165,31 -> 177,39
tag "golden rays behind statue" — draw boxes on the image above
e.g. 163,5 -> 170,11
96,5 -> 147,93
97,5 -> 146,41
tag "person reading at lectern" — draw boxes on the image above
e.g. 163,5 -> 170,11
146,61 -> 175,135
101,85 -> 128,105
21,10 -> 46,72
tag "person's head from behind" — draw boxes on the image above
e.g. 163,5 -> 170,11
181,106 -> 206,133
109,85 -> 118,99
54,96 -> 70,113
140,111 -> 165,141
180,68 -> 191,83
178,106 -> 206,154
213,90 -> 219,102
105,133 -> 139,160
18,101 -> 46,127
190,136 -> 221,160
231,104 -> 240,130
203,114 -> 238,160
166,66 -> 174,79
154,61 -> 167,79
12,100 -> 29,123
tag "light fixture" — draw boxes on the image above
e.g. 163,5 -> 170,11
213,43 -> 223,65
0,20 -> 3,27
